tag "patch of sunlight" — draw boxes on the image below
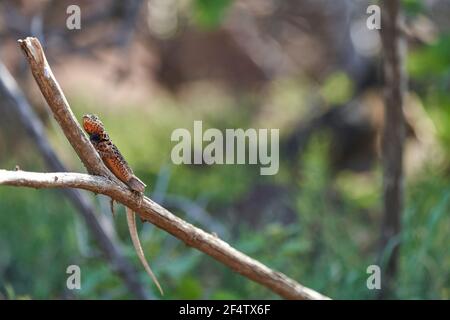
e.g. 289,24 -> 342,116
320,72 -> 354,105
335,170 -> 380,210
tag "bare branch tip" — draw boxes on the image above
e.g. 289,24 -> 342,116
17,37 -> 44,64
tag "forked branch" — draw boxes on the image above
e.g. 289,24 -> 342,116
1,37 -> 330,300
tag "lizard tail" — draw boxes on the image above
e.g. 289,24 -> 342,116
126,207 -> 164,296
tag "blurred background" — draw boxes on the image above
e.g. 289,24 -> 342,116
0,0 -> 449,299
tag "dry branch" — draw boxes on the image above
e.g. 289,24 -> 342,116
17,37 -> 113,178
0,170 -> 329,300
7,36 -> 330,300
0,60 -> 150,299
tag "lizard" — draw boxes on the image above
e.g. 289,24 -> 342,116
82,114 -> 163,296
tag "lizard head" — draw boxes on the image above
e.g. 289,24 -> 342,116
82,114 -> 105,135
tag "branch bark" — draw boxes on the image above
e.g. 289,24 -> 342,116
8,36 -> 330,299
379,0 -> 407,297
17,37 -> 113,179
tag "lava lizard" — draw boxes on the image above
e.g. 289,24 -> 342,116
82,114 -> 163,295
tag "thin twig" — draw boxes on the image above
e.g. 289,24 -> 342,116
10,36 -> 330,299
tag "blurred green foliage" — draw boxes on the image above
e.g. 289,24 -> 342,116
408,35 -> 450,78
1,0 -> 450,300
408,33 -> 450,159
192,0 -> 232,29
320,72 -> 354,105
2,109 -> 450,298
402,0 -> 425,16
